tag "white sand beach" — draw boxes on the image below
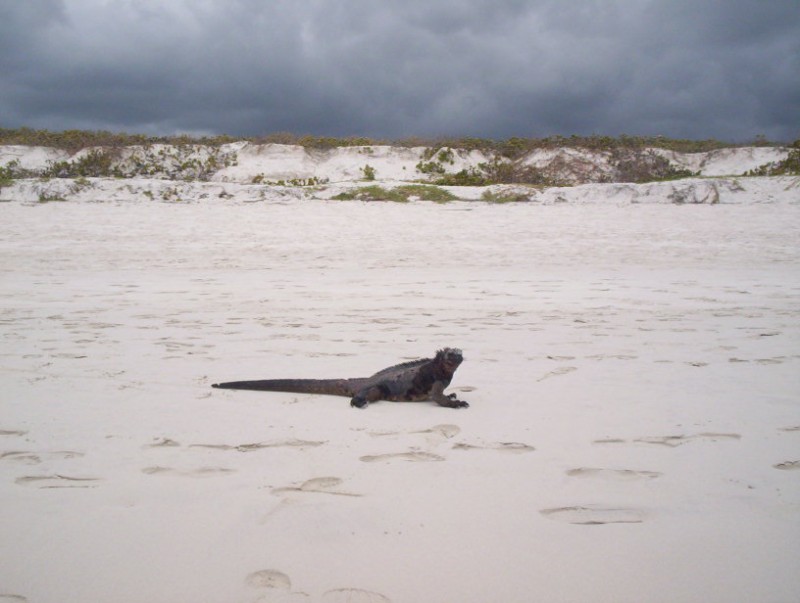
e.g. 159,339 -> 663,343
1,170 -> 799,602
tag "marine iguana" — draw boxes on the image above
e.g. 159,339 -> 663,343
211,347 -> 469,409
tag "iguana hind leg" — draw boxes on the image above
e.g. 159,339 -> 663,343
350,384 -> 389,409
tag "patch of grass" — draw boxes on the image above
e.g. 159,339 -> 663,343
333,184 -> 455,203
480,189 -> 531,203
37,192 -> 65,203
332,185 -> 408,202
394,184 -> 456,203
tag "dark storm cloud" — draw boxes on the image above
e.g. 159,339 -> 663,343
1,0 -> 798,140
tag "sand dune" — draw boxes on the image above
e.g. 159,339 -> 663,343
0,142 -> 791,185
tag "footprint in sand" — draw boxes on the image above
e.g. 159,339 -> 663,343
566,468 -> 662,480
416,424 -> 460,438
773,461 -> 800,471
594,433 -> 741,447
245,569 -> 312,602
246,569 -> 292,590
272,477 -> 361,497
368,424 -> 460,440
634,433 -> 741,447
1,450 -> 84,465
755,357 -> 786,365
144,437 -> 181,448
141,466 -> 234,477
190,439 -> 325,452
15,474 -> 102,488
452,441 -> 535,454
252,590 -> 311,602
585,354 -> 638,361
322,588 -> 392,603
540,506 -> 645,525
537,366 -> 577,382
360,451 -> 444,463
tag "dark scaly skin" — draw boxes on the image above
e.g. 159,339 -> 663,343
211,348 -> 468,409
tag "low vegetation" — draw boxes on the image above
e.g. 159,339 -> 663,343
394,184 -> 457,202
1,127 -> 795,193
361,164 -> 376,181
609,149 -> 697,183
480,189 -> 532,203
0,162 -> 15,190
0,127 -> 237,152
45,148 -> 119,178
333,184 -> 456,203
37,191 -> 65,203
333,186 -> 408,202
252,175 -> 327,186
1,127 -> 784,155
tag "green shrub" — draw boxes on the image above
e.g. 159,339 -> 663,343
0,159 -> 35,190
779,140 -> 800,174
361,164 -> 376,180
0,163 -> 15,189
45,148 -> 119,178
433,169 -> 488,186
416,159 -> 446,175
416,147 -> 455,175
611,149 -> 697,182
437,148 -> 455,164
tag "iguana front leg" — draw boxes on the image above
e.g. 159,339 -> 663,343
430,381 -> 469,408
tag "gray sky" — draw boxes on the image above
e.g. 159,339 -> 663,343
1,0 -> 798,141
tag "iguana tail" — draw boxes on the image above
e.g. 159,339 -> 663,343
211,378 -> 367,397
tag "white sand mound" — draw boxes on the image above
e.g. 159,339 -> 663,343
2,142 -> 790,185
650,146 -> 789,176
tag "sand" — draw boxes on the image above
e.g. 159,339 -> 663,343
1,189 -> 799,602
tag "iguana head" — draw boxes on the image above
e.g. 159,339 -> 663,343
436,347 -> 464,372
